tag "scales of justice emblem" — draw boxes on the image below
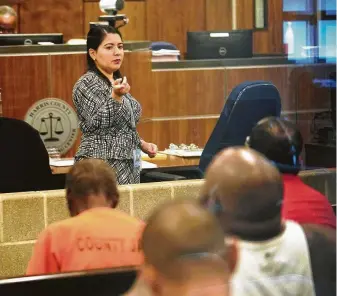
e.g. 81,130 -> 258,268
39,112 -> 64,141
24,98 -> 78,155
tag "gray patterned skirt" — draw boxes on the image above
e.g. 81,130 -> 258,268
74,157 -> 140,185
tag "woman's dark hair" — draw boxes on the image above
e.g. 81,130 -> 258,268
87,25 -> 123,82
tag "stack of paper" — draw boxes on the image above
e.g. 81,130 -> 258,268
152,49 -> 180,56
49,158 -> 75,167
142,161 -> 158,169
152,49 -> 180,62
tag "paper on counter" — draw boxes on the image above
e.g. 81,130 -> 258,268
49,158 -> 75,167
160,149 -> 203,157
50,158 -> 157,169
152,49 -> 180,56
142,161 -> 158,169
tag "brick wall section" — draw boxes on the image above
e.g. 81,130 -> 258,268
0,180 -> 204,278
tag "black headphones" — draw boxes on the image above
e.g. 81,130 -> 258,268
275,118 -> 297,166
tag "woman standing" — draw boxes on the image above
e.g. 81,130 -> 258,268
72,25 -> 157,184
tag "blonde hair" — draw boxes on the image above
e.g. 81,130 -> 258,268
0,6 -> 17,17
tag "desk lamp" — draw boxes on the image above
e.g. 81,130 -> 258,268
99,0 -> 129,28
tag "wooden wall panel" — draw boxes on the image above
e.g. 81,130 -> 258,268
12,0 -> 284,54
225,66 -> 294,111
289,65 -> 333,111
146,0 -> 206,55
122,52 -> 226,118
0,55 -> 49,119
144,69 -> 226,118
1,50 -> 333,157
11,4 -> 19,11
120,50 -> 153,115
83,2 -> 101,35
9,4 -> 20,33
120,1 -> 146,40
49,54 -> 86,157
19,0 -> 84,41
205,0 -> 232,30
253,0 -> 283,54
236,0 -> 254,29
138,118 -> 218,150
225,64 -> 333,118
50,54 -> 86,102
83,1 -> 146,40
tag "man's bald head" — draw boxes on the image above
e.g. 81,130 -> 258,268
142,200 -> 229,281
0,6 -> 17,33
201,147 -> 283,241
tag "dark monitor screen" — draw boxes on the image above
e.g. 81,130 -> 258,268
0,34 -> 63,46
0,267 -> 138,296
186,30 -> 253,60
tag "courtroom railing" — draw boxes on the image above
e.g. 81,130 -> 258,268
0,169 -> 335,278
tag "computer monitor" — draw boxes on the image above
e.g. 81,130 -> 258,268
186,30 -> 253,60
0,34 -> 63,46
0,267 -> 138,296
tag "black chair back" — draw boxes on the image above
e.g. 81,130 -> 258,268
0,117 -> 54,193
199,81 -> 282,172
0,267 -> 138,296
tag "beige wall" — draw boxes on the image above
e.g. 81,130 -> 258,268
0,168 -> 335,279
0,180 -> 204,278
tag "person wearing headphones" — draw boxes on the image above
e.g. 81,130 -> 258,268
200,147 -> 335,296
246,116 -> 336,229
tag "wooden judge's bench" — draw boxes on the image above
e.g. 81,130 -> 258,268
0,43 -> 334,158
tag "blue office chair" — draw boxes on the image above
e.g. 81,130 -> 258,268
199,81 -> 282,173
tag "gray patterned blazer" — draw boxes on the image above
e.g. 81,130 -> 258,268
72,70 -> 142,160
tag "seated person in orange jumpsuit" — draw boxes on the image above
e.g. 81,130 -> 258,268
26,158 -> 144,275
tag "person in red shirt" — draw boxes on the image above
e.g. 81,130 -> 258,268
27,158 -> 144,275
246,116 -> 336,229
